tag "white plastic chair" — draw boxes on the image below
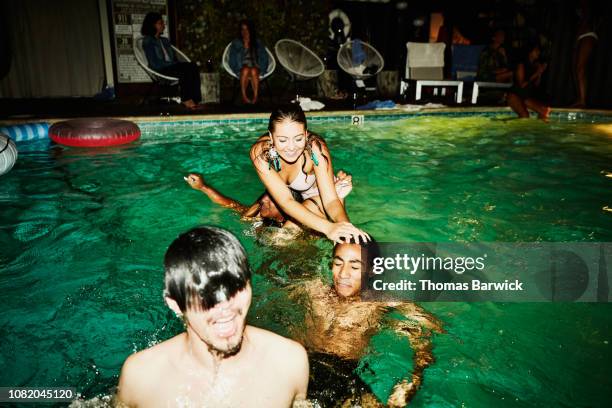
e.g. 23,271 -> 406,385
133,37 -> 191,84
337,39 -> 384,82
133,37 -> 191,103
336,39 -> 384,101
221,42 -> 276,102
403,42 -> 463,103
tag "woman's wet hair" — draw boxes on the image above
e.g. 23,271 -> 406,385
141,12 -> 163,37
238,19 -> 258,62
267,103 -> 308,133
333,237 -> 381,277
164,226 -> 251,312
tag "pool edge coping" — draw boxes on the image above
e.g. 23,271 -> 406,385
1,107 -> 612,127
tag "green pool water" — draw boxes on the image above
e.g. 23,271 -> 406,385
1,114 -> 611,407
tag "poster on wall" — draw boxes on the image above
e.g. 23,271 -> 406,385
111,0 -> 168,83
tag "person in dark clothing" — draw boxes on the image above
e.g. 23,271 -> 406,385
141,12 -> 202,109
507,43 -> 551,120
477,29 -> 513,83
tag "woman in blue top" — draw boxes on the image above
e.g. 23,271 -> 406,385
141,12 -> 201,110
228,20 -> 269,104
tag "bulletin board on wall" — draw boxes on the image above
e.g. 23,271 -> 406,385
110,0 -> 169,83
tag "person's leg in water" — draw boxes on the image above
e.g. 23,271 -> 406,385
572,36 -> 596,108
507,92 -> 529,118
524,98 -> 551,121
279,171 -> 353,232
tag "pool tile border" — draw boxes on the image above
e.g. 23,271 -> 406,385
2,107 -> 611,142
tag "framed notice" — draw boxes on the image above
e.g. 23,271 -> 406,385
110,0 -> 169,83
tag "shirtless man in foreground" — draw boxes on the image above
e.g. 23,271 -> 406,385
293,241 -> 444,407
116,226 -> 309,407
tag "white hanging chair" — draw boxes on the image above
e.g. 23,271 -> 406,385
221,42 -> 276,80
133,36 -> 191,84
274,39 -> 325,81
337,39 -> 384,80
133,36 -> 192,103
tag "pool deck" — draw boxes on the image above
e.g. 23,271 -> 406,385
0,91 -> 612,126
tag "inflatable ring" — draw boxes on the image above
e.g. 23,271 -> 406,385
49,118 -> 140,147
0,122 -> 49,142
328,9 -> 351,41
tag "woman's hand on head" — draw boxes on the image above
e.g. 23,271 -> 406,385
184,173 -> 204,190
325,222 -> 370,244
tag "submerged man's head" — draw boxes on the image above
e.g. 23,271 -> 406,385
163,226 -> 252,358
332,238 -> 379,298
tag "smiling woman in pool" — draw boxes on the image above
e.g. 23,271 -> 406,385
186,104 -> 368,244
250,104 -> 368,244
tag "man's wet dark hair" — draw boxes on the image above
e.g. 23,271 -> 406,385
333,237 -> 381,277
141,12 -> 163,37
164,226 -> 251,312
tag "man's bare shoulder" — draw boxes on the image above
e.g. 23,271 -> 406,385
123,334 -> 183,370
246,326 -> 309,394
117,334 -> 185,405
247,325 -> 304,349
246,326 -> 307,365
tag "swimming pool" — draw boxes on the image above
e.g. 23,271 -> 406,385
1,111 -> 611,407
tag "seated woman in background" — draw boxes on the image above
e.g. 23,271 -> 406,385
477,29 -> 513,83
140,12 -> 202,110
507,42 -> 551,120
228,19 -> 269,104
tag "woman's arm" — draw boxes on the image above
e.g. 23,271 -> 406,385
142,36 -> 173,71
228,39 -> 243,75
142,36 -> 162,71
310,139 -> 349,223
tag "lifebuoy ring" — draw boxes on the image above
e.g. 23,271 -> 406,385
328,9 -> 351,41
49,118 -> 140,147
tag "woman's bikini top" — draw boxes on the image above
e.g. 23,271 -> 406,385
288,168 -> 316,193
288,168 -> 320,200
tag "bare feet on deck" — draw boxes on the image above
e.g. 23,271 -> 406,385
538,106 -> 552,122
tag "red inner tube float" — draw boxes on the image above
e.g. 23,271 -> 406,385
49,118 -> 140,147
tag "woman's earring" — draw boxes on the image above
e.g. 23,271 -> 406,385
268,138 -> 281,171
